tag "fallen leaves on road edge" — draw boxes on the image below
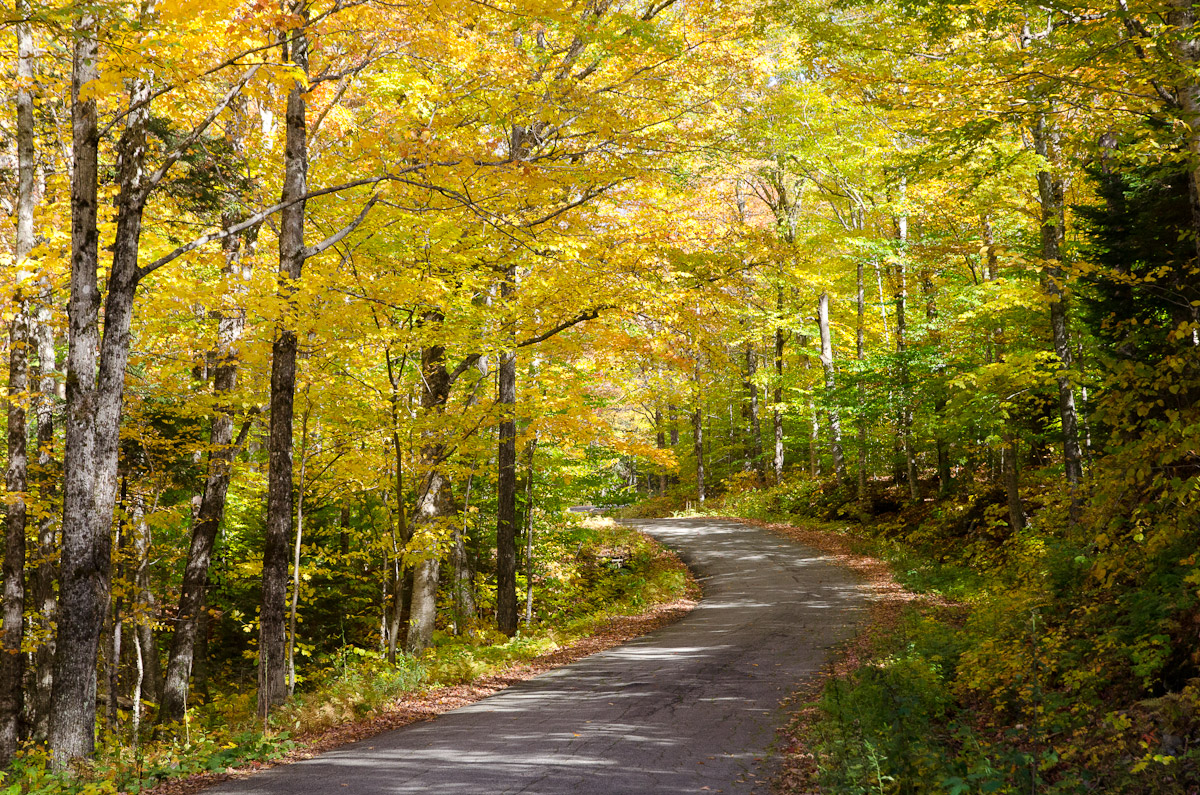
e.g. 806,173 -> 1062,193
141,542 -> 697,795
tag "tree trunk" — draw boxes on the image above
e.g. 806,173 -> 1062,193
193,602 -> 210,703
30,284 -> 58,741
130,617 -> 144,751
495,267 -> 519,636
159,152 -> 255,727
895,199 -> 919,502
655,408 -> 666,494
259,16 -> 309,720
387,428 -> 408,662
384,347 -> 410,661
817,292 -> 847,482
2,293 -> 28,764
1032,113 -> 1084,488
1,6 -> 35,760
1169,0 -> 1200,265
745,344 -> 762,474
922,271 -> 952,496
286,401 -> 310,696
339,504 -> 350,557
1004,437 -> 1026,532
406,555 -> 440,653
856,261 -> 868,499
132,499 -> 160,707
106,514 -> 122,735
50,14 -> 106,764
451,474 -> 477,635
405,320 -> 459,654
692,406 -> 705,503
523,437 -> 538,625
108,483 -> 132,735
774,286 -> 785,484
809,398 -> 820,478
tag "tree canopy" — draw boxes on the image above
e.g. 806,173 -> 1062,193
2,0 -> 1200,787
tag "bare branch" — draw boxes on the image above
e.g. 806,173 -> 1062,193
521,181 -> 628,228
137,173 -> 407,280
302,194 -> 380,260
144,65 -> 261,195
517,306 -> 608,348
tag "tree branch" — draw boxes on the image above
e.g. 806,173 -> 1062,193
144,65 -> 261,195
301,194 -> 380,260
136,165 -> 450,280
520,180 -> 628,229
517,306 -> 608,347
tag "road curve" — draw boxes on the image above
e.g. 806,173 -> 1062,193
211,517 -> 867,795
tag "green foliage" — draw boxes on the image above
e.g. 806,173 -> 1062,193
812,617 -> 964,795
272,649 -> 425,735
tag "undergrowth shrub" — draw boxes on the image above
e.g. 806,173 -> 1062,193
813,617 -> 964,795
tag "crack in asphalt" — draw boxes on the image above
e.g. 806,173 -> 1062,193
210,518 -> 867,794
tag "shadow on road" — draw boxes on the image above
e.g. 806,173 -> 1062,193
216,518 -> 866,795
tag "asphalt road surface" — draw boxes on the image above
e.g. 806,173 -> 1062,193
212,517 -> 867,795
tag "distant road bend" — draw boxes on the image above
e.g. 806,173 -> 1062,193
212,517 -> 867,795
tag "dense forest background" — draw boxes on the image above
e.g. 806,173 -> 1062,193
2,0 -> 1200,790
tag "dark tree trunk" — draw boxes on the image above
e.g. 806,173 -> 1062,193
259,16 -> 309,720
856,261 -> 868,499
495,267 -> 519,636
894,197 -> 918,502
655,408 -> 666,494
395,569 -> 413,653
522,437 -> 537,625
692,407 -> 705,503
1171,0 -> 1200,265
774,287 -> 785,484
385,347 -> 409,662
1031,106 -> 1083,488
159,188 -> 254,728
922,272 -> 952,496
2,295 -> 28,764
1004,437 -> 1026,532
260,333 -> 297,717
193,603 -> 210,703
745,344 -> 762,474
339,504 -> 350,557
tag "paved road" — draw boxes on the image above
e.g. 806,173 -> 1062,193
212,518 -> 866,795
